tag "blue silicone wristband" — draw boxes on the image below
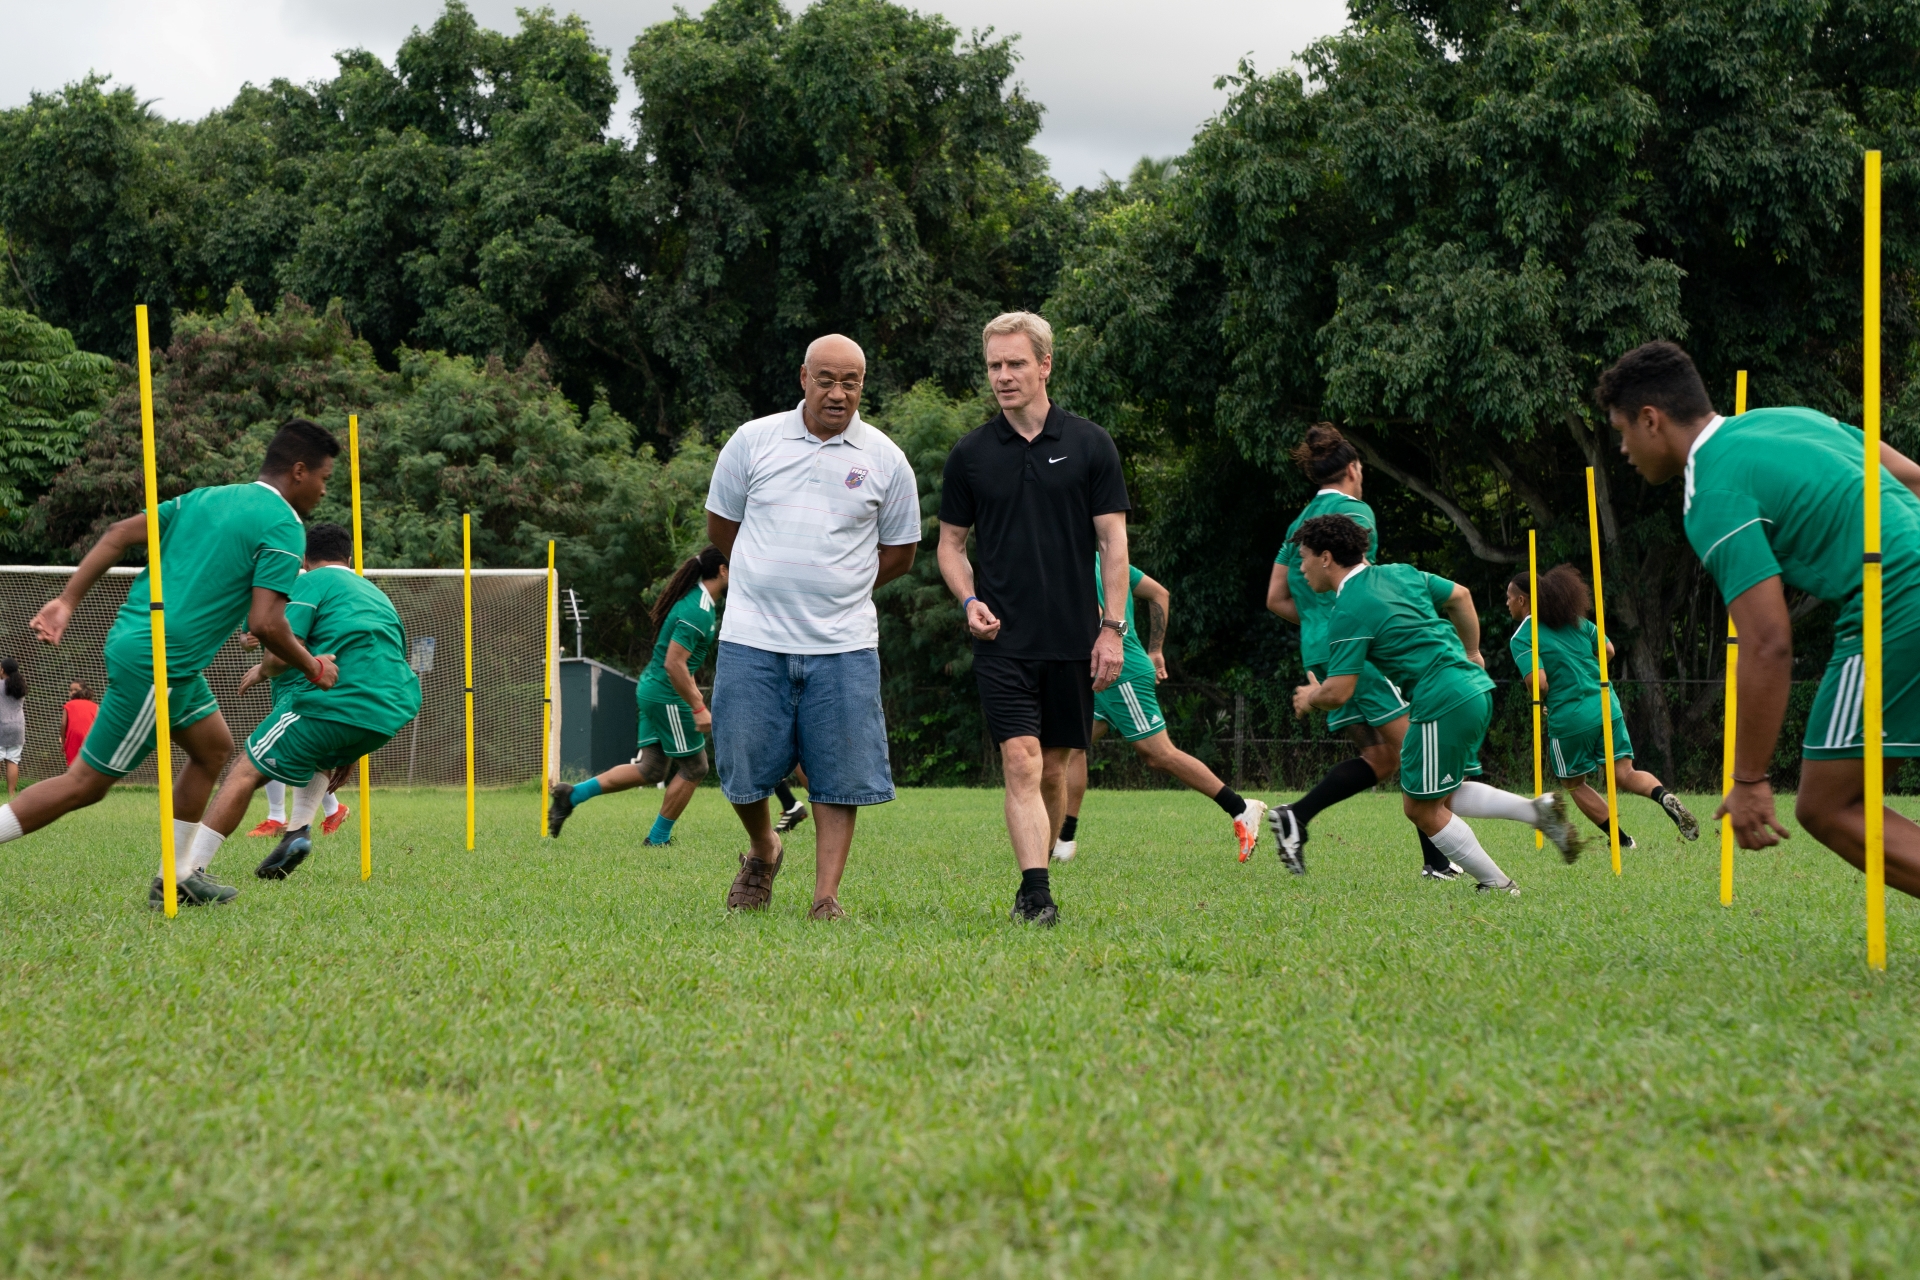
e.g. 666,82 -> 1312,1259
962,596 -> 978,610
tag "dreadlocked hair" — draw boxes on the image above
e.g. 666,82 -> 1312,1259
1290,423 -> 1361,486
651,546 -> 727,628
1520,564 -> 1592,630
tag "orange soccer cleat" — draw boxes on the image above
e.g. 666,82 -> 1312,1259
322,803 -> 350,836
247,818 -> 287,838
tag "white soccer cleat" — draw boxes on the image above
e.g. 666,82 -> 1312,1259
1533,792 -> 1581,864
1050,839 -> 1076,863
1233,798 -> 1268,863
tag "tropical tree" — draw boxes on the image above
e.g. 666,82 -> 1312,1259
0,307 -> 117,543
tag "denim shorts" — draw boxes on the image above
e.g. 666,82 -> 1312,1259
711,642 -> 895,806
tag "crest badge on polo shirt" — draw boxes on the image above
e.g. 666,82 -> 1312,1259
844,466 -> 870,490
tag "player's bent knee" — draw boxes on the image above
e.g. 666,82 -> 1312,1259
636,750 -> 669,785
678,751 -> 710,783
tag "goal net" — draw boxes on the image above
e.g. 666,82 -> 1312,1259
0,566 -> 554,788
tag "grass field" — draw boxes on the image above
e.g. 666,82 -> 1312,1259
2,783 -> 1917,1278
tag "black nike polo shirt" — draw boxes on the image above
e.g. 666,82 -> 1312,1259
939,403 -> 1131,660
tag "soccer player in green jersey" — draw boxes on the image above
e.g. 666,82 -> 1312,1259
1599,341 -> 1920,899
191,522 -> 422,884
548,546 -> 728,846
1292,515 -> 1580,890
1506,563 -> 1699,847
1051,556 -> 1266,861
0,420 -> 340,906
1266,425 -> 1461,879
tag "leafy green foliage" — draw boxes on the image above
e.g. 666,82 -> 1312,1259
0,307 -> 116,544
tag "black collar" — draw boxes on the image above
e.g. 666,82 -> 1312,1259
990,404 -> 1065,444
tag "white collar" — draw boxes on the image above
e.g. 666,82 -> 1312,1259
1316,487 -> 1347,497
253,479 -> 299,517
698,583 -> 713,611
1335,561 -> 1370,596
312,562 -> 355,575
1683,414 -> 1726,513
1511,617 -> 1530,640
782,402 -> 867,448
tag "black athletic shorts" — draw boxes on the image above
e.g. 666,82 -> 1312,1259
973,654 -> 1096,749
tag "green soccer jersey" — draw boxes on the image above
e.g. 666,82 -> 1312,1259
1277,490 -> 1379,668
1686,407 -> 1920,649
1094,555 -> 1158,685
1509,617 -> 1607,737
105,482 -> 306,675
282,565 -> 422,736
1325,562 -> 1493,721
637,584 -> 719,704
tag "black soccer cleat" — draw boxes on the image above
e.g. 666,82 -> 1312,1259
1267,803 -> 1308,875
773,802 -> 809,834
1009,894 -> 1059,928
255,826 -> 313,880
548,784 -> 576,837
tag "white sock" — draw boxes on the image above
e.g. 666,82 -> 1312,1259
265,779 -> 287,822
1450,780 -> 1541,826
188,825 -> 226,875
322,790 -> 340,818
173,819 -> 202,881
1427,815 -> 1510,887
0,805 -> 21,844
289,776 -> 330,830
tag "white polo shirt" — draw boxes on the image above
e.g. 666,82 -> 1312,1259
705,403 -> 921,654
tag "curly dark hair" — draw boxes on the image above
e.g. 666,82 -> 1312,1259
1290,422 -> 1361,486
1508,564 -> 1591,630
1293,514 -> 1370,567
1594,341 -> 1712,422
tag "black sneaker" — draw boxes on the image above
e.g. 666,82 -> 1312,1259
1420,862 -> 1463,880
1267,803 -> 1307,874
148,870 -> 239,909
548,784 -> 576,837
255,826 -> 313,880
774,802 -> 809,834
1009,895 -> 1059,927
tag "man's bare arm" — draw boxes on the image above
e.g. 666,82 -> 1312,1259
1442,584 -> 1483,666
1881,440 -> 1920,502
1721,576 -> 1795,848
1134,573 -> 1169,656
1093,514 -> 1129,625
248,587 -> 336,689
875,542 -> 917,589
938,520 -> 999,640
29,514 -> 146,644
1266,564 -> 1300,625
707,512 -> 741,560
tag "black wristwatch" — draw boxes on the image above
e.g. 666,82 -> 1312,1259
1099,617 -> 1128,637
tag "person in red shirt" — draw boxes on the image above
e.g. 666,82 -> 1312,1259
61,681 -> 98,769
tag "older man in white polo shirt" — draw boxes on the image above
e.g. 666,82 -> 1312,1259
704,333 -> 921,919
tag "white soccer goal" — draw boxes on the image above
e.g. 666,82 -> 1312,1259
0,566 -> 554,788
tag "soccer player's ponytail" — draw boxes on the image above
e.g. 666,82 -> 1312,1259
1533,564 -> 1592,630
650,546 -> 728,628
1290,423 -> 1362,486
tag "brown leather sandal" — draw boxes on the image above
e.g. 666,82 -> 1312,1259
726,839 -> 783,911
807,896 -> 846,921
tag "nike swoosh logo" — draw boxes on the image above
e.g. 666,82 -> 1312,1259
1049,455 -> 1067,463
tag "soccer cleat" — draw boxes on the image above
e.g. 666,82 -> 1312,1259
322,803 -> 350,836
774,802 -> 809,834
1661,791 -> 1701,841
642,837 -> 673,847
1233,798 -> 1269,862
1050,839 -> 1077,863
726,842 -> 783,911
149,870 -> 239,909
246,818 -> 286,838
547,784 -> 575,837
1533,792 -> 1581,864
1475,878 -> 1522,896
808,896 -> 847,921
1421,862 -> 1464,881
1009,896 -> 1059,927
1266,803 -> 1308,874
254,826 -> 313,880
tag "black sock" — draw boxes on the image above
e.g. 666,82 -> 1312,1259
1058,814 -> 1078,842
1019,866 -> 1052,904
1418,830 -> 1452,871
1650,784 -> 1669,805
774,781 -> 797,809
1601,820 -> 1632,844
1211,785 -> 1245,817
1293,757 -> 1378,826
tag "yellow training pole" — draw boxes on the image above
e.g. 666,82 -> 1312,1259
136,306 -> 178,918
350,414 -> 372,882
1863,150 -> 1886,970
1586,467 -> 1622,876
463,514 -> 475,852
1529,530 -> 1544,849
1722,371 -> 1747,907
541,540 -> 555,837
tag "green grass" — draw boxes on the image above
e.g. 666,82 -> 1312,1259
2,784 -> 1917,1278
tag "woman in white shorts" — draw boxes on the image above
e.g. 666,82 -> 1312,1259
0,658 -> 25,799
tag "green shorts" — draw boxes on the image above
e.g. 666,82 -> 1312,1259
1548,714 -> 1634,779
1092,673 -> 1167,742
1318,664 -> 1411,733
638,696 -> 706,759
80,657 -> 221,778
1803,638 -> 1920,759
1402,690 -> 1491,799
246,711 -> 393,786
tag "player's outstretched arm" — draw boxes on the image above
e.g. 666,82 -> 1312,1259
1441,584 -> 1485,667
1720,576 -> 1794,848
1134,573 -> 1170,679
30,514 -> 147,645
937,520 -> 1000,640
1880,441 -> 1920,502
248,587 -> 337,690
1266,565 -> 1301,625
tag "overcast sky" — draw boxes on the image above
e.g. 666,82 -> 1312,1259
0,0 -> 1350,189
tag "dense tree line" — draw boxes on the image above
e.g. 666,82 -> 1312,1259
2,0 -> 1915,784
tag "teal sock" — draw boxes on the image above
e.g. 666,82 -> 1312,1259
570,778 -> 603,806
647,814 -> 676,844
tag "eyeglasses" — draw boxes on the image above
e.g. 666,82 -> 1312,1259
809,374 -> 864,394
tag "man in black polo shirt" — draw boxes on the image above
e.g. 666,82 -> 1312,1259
937,311 -> 1141,925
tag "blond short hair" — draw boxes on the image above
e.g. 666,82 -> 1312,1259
981,311 -> 1053,363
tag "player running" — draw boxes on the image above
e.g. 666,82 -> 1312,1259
548,546 -> 727,846
0,419 -> 340,906
1599,340 -> 1920,898
1051,556 -> 1265,861
1506,564 -> 1699,848
1265,424 -> 1461,879
1292,514 -> 1580,890
191,522 -> 422,883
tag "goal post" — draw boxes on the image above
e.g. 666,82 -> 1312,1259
0,564 -> 554,791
